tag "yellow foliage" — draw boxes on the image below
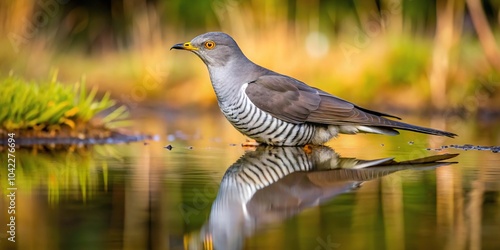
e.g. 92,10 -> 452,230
61,118 -> 76,130
64,107 -> 79,117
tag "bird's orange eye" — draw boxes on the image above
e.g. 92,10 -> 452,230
204,41 -> 216,49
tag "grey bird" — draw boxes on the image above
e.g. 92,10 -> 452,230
186,146 -> 458,249
171,32 -> 457,146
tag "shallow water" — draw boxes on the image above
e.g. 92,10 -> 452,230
1,109 -> 499,250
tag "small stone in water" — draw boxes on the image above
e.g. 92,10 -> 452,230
164,145 -> 173,150
408,141 -> 414,145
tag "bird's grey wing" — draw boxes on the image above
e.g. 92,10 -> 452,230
244,75 -> 321,124
307,93 -> 398,125
245,75 -> 397,125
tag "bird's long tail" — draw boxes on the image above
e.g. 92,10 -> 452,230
364,119 -> 457,138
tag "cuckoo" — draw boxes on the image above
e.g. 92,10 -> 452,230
171,32 -> 456,146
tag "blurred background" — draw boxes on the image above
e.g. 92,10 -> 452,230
1,1 -> 500,249
1,0 -> 499,115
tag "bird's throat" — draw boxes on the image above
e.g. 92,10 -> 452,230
207,65 -> 246,104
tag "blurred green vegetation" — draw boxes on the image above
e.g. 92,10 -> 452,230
0,73 -> 129,137
0,148 -> 105,203
0,0 -> 499,113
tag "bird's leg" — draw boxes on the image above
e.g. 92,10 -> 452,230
303,145 -> 314,154
241,139 -> 260,150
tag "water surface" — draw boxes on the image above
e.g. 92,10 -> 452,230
1,110 -> 499,250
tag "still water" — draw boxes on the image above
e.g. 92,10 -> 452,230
1,109 -> 499,250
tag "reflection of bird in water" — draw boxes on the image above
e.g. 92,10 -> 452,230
187,146 -> 457,250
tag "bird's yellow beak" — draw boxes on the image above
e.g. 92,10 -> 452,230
170,42 -> 199,51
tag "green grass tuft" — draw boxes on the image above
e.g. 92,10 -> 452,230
0,73 -> 129,132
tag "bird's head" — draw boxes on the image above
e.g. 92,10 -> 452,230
171,32 -> 244,67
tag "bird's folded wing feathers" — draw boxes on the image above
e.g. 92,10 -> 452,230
245,75 -> 399,125
245,75 -> 321,123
